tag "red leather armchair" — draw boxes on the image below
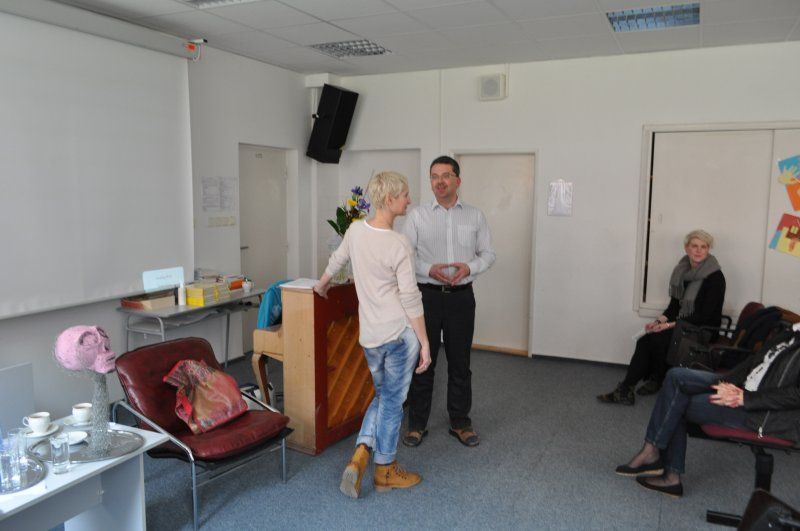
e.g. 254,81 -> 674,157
114,337 -> 291,530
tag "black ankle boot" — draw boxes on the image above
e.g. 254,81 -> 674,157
636,378 -> 661,396
597,383 -> 635,405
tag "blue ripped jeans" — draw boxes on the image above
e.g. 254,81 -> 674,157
645,367 -> 749,474
357,327 -> 420,465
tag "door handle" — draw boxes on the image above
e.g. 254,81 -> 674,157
240,246 -> 249,250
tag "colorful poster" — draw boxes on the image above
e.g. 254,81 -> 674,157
778,155 -> 800,180
777,155 -> 800,211
788,181 -> 800,211
769,213 -> 800,258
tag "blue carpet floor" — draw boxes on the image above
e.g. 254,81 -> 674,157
137,350 -> 800,530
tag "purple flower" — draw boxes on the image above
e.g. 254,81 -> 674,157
351,186 -> 363,196
357,198 -> 370,212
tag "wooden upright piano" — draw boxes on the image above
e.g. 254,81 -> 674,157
251,283 -> 373,455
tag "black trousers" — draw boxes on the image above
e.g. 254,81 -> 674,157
622,328 -> 674,388
407,285 -> 475,431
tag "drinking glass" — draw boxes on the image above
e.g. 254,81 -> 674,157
0,438 -> 21,490
8,428 -> 28,471
50,433 -> 70,474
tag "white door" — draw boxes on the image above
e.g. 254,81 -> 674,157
456,153 -> 535,355
239,144 -> 288,353
647,131 -> 773,314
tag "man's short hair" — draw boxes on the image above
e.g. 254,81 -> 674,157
430,155 -> 460,177
367,171 -> 408,210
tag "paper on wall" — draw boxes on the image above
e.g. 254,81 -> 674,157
548,179 -> 573,216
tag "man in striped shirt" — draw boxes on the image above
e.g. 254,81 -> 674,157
402,155 -> 496,448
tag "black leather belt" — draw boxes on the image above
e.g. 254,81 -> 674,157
418,282 -> 472,293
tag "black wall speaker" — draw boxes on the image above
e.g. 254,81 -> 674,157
306,84 -> 359,164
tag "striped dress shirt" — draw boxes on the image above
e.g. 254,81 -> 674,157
402,198 -> 496,285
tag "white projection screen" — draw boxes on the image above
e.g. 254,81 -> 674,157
0,13 -> 193,319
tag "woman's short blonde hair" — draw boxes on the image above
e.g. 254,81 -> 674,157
367,171 -> 408,209
684,229 -> 714,248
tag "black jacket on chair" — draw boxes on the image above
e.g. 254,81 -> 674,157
724,328 -> 800,443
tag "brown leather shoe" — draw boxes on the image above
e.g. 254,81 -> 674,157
340,444 -> 370,498
374,461 -> 421,492
402,429 -> 428,447
449,427 -> 479,447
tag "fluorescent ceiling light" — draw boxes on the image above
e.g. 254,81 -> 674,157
310,39 -> 390,59
181,0 -> 261,8
607,3 -> 700,33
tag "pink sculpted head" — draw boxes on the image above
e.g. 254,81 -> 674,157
54,326 -> 116,374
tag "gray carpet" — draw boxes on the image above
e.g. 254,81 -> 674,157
136,351 -> 800,530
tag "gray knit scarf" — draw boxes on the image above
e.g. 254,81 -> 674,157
668,254 -> 721,318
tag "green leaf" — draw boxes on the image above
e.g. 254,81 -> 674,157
336,208 -> 347,232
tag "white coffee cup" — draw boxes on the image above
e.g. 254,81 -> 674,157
23,412 -> 51,434
72,403 -> 92,423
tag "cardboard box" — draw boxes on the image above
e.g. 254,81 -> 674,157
120,290 -> 175,310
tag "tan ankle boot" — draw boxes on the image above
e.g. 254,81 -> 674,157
373,461 -> 421,492
340,444 -> 370,498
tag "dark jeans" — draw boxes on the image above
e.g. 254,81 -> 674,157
407,285 -> 475,431
645,367 -> 748,474
622,329 -> 673,388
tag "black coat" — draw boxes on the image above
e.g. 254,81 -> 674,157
663,270 -> 726,328
725,328 -> 800,442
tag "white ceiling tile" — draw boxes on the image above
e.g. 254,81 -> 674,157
341,52 -> 431,74
491,0 -> 599,20
266,22 -> 359,45
208,29 -> 295,55
615,25 -> 701,53
702,0 -> 800,25
251,44 -> 348,69
55,0 -> 191,19
206,1 -> 317,29
279,0 -> 398,20
537,33 -> 621,59
703,17 -> 797,46
520,13 -> 612,40
473,39 -> 550,63
138,10 -> 251,37
406,1 -> 509,29
372,31 -> 457,52
790,20 -> 800,40
335,12 -> 429,36
439,22 -> 530,47
385,0 -> 474,11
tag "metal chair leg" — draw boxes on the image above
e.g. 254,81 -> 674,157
192,460 -> 199,531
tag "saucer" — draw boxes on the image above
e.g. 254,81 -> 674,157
23,423 -> 60,438
67,431 -> 88,445
63,416 -> 91,428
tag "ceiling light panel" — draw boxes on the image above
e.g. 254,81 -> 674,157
310,39 -> 390,58
181,0 -> 261,9
607,3 -> 700,33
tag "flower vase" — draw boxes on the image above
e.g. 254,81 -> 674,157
327,234 -> 351,284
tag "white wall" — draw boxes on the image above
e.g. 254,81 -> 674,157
338,42 -> 800,364
188,46 -> 313,362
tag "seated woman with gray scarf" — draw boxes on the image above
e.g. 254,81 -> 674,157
597,229 -> 725,406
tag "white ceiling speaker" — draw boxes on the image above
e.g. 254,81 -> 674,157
478,73 -> 506,101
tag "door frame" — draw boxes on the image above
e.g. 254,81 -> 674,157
451,148 -> 539,357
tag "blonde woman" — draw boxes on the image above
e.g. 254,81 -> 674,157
315,171 -> 431,499
598,230 -> 726,405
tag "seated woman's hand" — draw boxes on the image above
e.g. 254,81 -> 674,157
710,382 -> 744,408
